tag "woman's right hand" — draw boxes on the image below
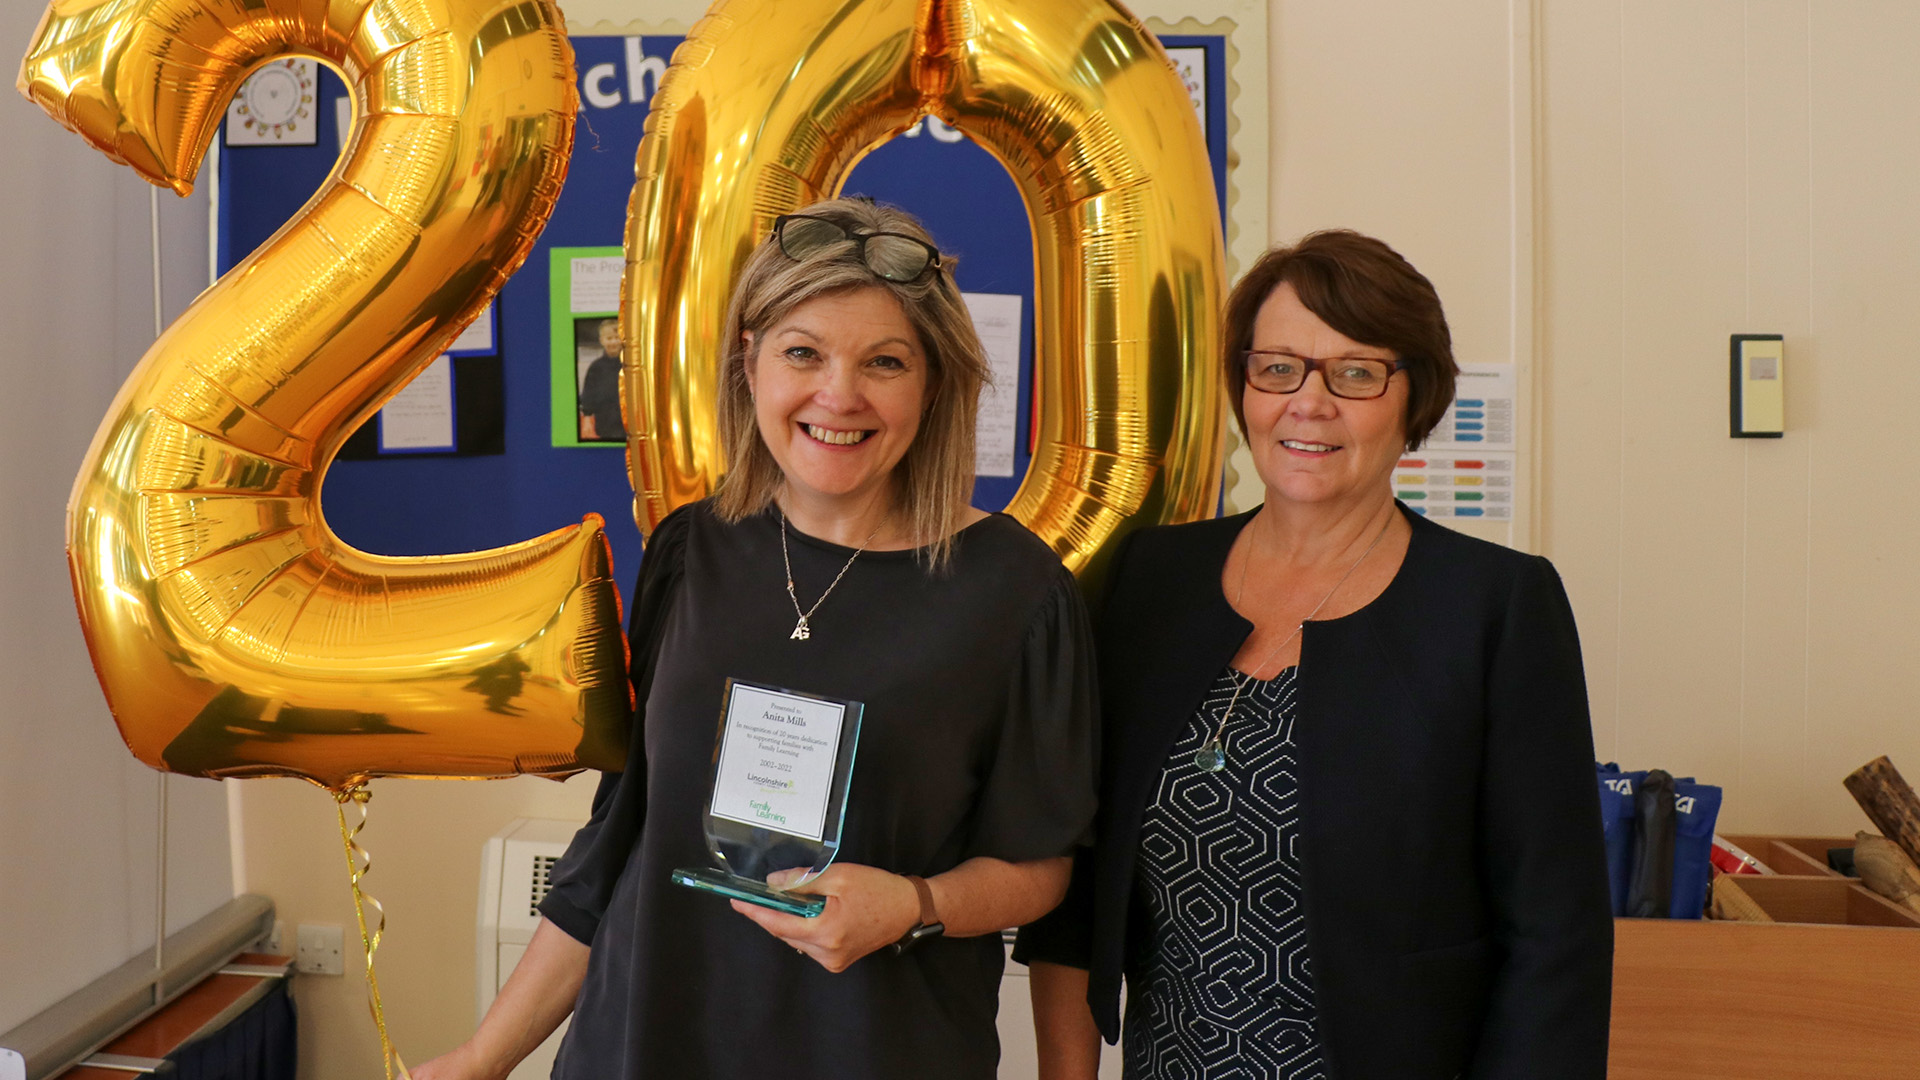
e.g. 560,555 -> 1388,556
1030,961 -> 1102,1080
413,918 -> 589,1080
409,1041 -> 498,1080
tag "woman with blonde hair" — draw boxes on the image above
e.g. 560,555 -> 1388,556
417,197 -> 1098,1080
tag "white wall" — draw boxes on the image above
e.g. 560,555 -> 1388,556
236,776 -> 597,1079
1259,0 -> 1534,550
1539,0 -> 1920,833
1258,0 -> 1920,838
0,2 -> 234,1033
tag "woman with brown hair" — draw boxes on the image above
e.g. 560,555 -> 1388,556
1019,230 -> 1612,1079
417,198 -> 1097,1080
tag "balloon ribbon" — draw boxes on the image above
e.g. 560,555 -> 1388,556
334,785 -> 411,1080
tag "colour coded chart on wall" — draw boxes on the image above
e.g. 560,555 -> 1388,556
1396,452 -> 1515,520
1427,363 -> 1516,451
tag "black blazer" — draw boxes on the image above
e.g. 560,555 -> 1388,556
1018,505 -> 1613,1080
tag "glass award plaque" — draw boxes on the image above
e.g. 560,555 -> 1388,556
670,679 -> 862,918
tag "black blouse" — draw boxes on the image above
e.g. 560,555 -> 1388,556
540,501 -> 1098,1080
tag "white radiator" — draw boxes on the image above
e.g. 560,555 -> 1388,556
477,818 -> 581,1080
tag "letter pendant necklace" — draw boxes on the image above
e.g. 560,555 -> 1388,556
780,511 -> 882,641
1195,514 -> 1392,773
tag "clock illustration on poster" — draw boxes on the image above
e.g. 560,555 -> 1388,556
225,58 -> 317,145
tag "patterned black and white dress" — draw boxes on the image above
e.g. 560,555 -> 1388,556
1124,666 -> 1327,1080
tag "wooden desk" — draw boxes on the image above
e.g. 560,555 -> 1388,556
1610,918 -> 1920,1078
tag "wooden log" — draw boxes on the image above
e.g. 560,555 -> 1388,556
1853,831 -> 1920,917
1843,756 -> 1920,870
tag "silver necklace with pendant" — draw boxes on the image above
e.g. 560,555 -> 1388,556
1195,513 -> 1393,773
779,511 -> 882,641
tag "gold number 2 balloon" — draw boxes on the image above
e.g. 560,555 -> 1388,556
18,0 -> 628,792
624,0 -> 1226,572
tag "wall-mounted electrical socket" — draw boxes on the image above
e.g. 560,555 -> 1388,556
295,923 -> 345,975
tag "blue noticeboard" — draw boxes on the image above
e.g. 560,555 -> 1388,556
216,34 -> 1229,578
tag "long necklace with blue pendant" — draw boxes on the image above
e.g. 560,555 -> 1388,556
1196,513 -> 1393,773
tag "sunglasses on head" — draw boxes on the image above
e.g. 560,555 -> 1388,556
772,213 -> 944,283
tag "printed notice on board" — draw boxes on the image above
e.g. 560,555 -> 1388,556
1164,46 -> 1208,133
1396,450 -> 1514,520
963,292 -> 1023,478
379,355 -> 456,452
1427,363 -> 1516,451
569,256 -> 624,314
447,301 -> 495,354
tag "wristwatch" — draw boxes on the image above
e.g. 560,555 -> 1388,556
891,874 -> 945,955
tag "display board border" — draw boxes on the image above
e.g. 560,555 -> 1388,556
549,245 -> 626,449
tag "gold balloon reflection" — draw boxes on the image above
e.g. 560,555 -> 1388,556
623,0 -> 1226,577
19,0 -> 626,792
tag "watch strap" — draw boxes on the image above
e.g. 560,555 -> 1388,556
892,874 -> 944,955
905,874 -> 938,928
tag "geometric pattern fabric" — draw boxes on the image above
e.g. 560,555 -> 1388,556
1123,666 -> 1327,1079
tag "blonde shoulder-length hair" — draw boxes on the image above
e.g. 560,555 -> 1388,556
712,198 -> 990,569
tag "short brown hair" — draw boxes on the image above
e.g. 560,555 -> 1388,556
712,198 -> 989,568
1223,230 -> 1457,451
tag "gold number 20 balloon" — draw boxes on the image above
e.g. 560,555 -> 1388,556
18,0 -> 627,792
624,0 -> 1226,571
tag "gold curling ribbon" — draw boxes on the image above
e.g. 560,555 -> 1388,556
334,785 -> 411,1080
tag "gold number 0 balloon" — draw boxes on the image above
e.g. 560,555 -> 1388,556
624,0 -> 1226,570
18,0 -> 628,791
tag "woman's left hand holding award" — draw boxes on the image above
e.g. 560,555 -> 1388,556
731,864 -> 924,972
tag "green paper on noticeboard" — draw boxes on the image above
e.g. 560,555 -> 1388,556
549,246 -> 626,449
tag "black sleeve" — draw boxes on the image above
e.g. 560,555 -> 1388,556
962,565 -> 1100,864
1012,530 -> 1140,970
538,505 -> 693,945
1010,847 -> 1095,969
1468,556 -> 1614,1079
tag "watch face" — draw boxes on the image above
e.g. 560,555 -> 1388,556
893,920 -> 945,955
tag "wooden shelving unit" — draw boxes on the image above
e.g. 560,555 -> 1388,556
1609,836 -> 1920,1079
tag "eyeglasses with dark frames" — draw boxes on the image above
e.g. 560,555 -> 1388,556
1241,350 -> 1411,400
772,214 -> 944,283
